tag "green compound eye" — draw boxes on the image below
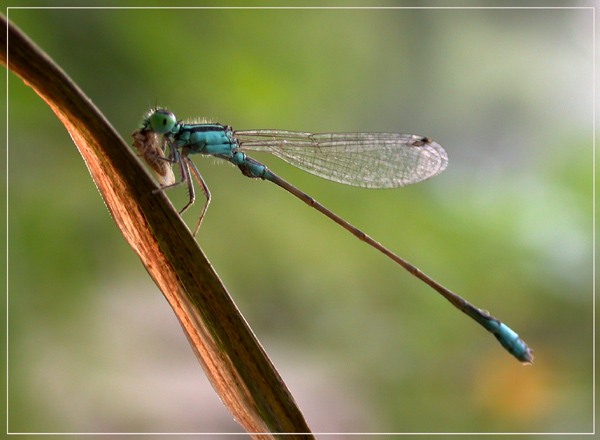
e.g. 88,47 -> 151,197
149,110 -> 177,134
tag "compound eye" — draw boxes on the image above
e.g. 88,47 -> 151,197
149,110 -> 177,134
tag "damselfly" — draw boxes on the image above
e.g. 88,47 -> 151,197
132,109 -> 533,363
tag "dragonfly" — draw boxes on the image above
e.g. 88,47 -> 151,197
132,108 -> 533,364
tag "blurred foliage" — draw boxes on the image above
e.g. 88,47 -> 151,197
5,4 -> 593,436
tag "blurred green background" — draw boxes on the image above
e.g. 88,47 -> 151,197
5,4 -> 593,437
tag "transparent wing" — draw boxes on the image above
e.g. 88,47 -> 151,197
233,130 -> 448,188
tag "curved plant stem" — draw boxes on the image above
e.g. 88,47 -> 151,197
1,13 -> 313,439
